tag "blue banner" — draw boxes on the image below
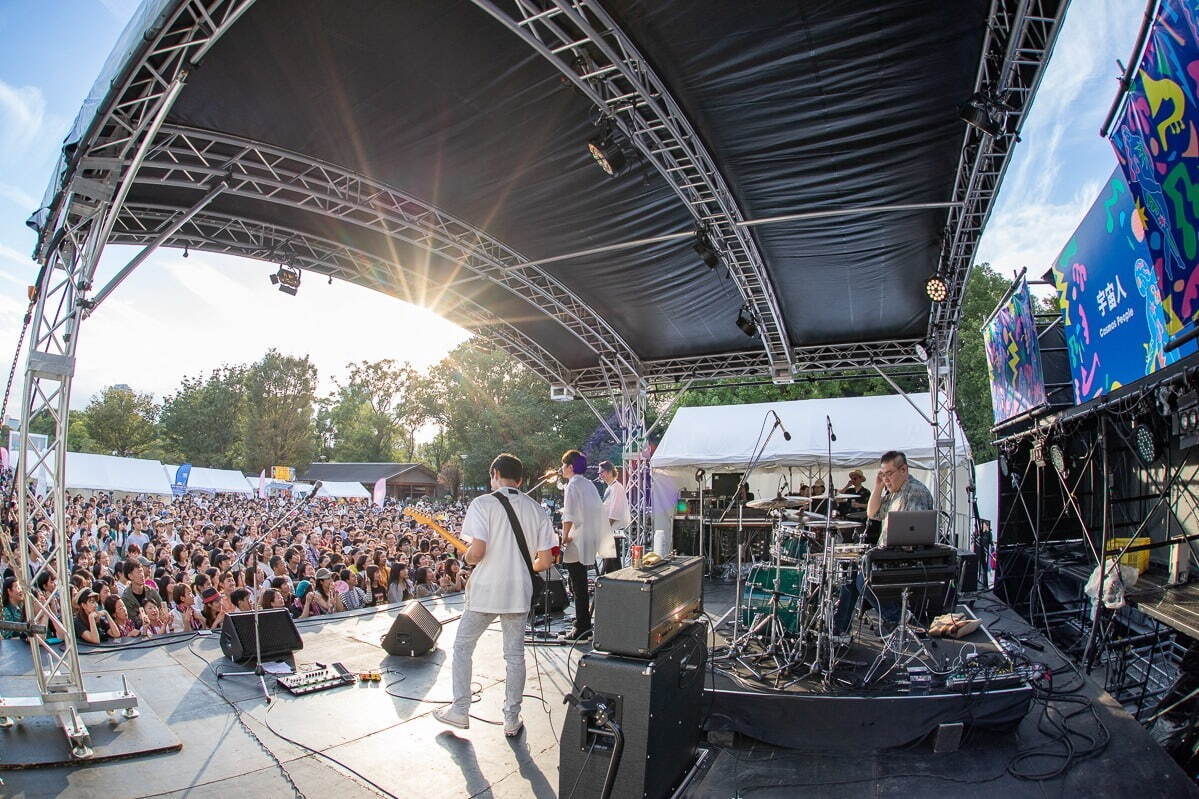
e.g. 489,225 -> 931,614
1110,0 -> 1199,339
1051,169 -> 1196,403
984,280 -> 1047,424
173,463 -> 192,496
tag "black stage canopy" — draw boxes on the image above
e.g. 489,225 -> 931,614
32,0 -> 1066,390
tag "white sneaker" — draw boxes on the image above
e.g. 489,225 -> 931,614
504,715 -> 524,738
433,706 -> 469,729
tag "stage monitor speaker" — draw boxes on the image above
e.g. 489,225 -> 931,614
710,472 -> 743,497
381,600 -> 442,656
533,566 -> 569,614
958,551 -> 980,593
220,608 -> 303,662
558,620 -> 707,799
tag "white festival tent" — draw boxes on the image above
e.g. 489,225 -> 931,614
314,481 -> 372,499
163,464 -> 254,495
60,452 -> 174,496
650,393 -> 974,547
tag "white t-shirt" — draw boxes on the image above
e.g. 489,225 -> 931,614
561,474 -> 605,564
461,488 -> 556,614
599,480 -> 630,558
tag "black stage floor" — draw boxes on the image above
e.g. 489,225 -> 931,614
0,582 -> 1194,798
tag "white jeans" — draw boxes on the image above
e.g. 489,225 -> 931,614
450,609 -> 527,721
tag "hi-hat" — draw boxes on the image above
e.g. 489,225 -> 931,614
746,495 -> 807,510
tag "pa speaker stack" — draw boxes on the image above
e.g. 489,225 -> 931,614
381,600 -> 442,656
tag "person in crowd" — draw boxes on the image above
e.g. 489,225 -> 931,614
260,587 -> 286,610
300,568 -> 345,617
440,559 -> 467,593
412,566 -> 440,599
365,565 -> 387,607
434,454 -> 554,737
74,588 -> 119,644
229,587 -> 252,612
557,449 -> 605,641
121,562 -> 164,626
339,569 -> 367,610
140,601 -> 170,637
386,563 -> 411,604
170,583 -> 203,632
104,595 -> 137,638
200,587 -> 224,630
2,575 -> 26,640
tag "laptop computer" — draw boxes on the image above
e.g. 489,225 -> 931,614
880,510 -> 938,548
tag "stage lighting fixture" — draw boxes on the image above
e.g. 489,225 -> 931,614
587,133 -> 628,177
736,305 -> 757,337
959,94 -> 1003,138
1133,423 -> 1158,465
914,342 -> 929,362
1048,443 -> 1067,476
692,229 -> 722,270
269,264 -> 301,296
925,273 -> 949,303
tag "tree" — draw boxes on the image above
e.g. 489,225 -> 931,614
323,359 -> 423,462
955,263 -> 1018,462
82,386 -> 158,456
424,343 -> 612,489
25,409 -> 101,453
241,350 -> 318,471
159,366 -> 245,468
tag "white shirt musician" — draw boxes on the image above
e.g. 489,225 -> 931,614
435,453 -> 554,737
598,460 -> 629,574
558,449 -> 605,640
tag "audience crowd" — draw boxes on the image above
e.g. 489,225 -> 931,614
0,468 -> 470,645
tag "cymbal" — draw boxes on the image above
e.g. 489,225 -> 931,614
804,520 -> 861,529
746,495 -> 806,510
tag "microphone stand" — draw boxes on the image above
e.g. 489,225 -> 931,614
523,471 -> 566,645
217,482 -> 322,703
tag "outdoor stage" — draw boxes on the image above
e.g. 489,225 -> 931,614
1,584 -> 1194,798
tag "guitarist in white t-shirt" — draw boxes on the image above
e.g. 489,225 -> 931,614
434,453 -> 555,738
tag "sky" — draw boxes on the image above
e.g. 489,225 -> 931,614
0,0 -> 1148,416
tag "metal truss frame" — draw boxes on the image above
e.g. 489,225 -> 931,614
927,0 -> 1067,530
112,205 -> 577,388
136,124 -> 643,382
470,0 -> 795,384
14,0 -> 254,758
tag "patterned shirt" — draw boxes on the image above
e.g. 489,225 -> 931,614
871,473 -> 935,545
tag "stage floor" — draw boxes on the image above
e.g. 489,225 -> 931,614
0,584 -> 1194,798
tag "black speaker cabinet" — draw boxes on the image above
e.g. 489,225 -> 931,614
558,620 -> 707,799
381,600 -> 442,656
533,568 -> 569,614
220,608 -> 303,662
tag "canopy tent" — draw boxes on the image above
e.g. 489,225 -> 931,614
650,394 -> 973,545
164,464 -> 253,494
244,475 -> 300,495
314,481 -> 371,499
62,453 -> 174,496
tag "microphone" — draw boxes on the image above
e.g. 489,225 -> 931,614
695,468 -> 705,482
306,481 -> 324,500
770,410 -> 792,441
826,415 -> 837,442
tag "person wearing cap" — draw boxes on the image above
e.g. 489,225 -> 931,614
200,587 -> 225,629
74,588 -> 119,644
300,568 -> 345,618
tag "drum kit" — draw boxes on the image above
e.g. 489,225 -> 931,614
716,489 -> 872,686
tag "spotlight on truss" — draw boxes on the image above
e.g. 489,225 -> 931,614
736,305 -> 757,337
270,264 -> 302,296
692,229 -> 722,270
925,273 -> 949,303
587,132 -> 629,177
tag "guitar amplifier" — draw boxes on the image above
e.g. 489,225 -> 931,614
593,555 -> 702,657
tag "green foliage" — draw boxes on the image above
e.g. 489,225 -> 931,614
424,343 -> 613,489
82,386 -> 159,456
955,263 -> 1017,462
240,350 -> 318,472
322,359 -> 423,462
158,366 -> 246,468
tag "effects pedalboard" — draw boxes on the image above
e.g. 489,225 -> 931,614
276,662 -> 356,695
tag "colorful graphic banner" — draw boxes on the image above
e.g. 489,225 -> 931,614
1051,169 -> 1195,402
1110,0 -> 1199,338
984,280 -> 1047,425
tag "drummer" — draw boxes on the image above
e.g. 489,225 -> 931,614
808,480 -> 829,515
837,470 -> 871,517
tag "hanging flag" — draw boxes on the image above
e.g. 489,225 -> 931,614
373,476 -> 387,508
172,463 -> 192,496
258,469 -> 267,499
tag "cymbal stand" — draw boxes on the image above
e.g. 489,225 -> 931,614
749,514 -> 796,683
